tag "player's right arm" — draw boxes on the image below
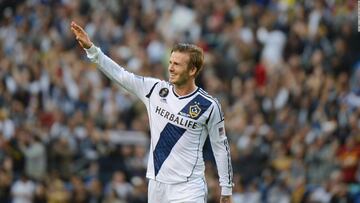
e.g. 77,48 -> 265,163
70,21 -> 159,100
70,21 -> 93,49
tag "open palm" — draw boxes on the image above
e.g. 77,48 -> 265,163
70,21 -> 92,49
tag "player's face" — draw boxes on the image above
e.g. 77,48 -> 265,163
168,52 -> 195,86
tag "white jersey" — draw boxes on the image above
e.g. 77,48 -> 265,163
86,45 -> 233,195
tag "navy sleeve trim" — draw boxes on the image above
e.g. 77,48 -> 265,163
206,107 -> 214,125
216,118 -> 225,124
145,82 -> 159,98
223,139 -> 232,185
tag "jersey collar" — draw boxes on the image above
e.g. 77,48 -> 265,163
172,86 -> 199,99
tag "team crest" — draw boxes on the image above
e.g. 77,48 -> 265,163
179,95 -> 211,120
189,104 -> 201,118
159,88 -> 169,97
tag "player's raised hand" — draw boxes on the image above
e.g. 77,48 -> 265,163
70,21 -> 93,49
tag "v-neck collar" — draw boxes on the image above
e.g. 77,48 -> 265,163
172,86 -> 199,99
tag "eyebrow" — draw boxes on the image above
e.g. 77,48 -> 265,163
169,59 -> 184,66
169,60 -> 179,65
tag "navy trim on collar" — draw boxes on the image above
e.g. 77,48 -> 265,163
172,87 -> 199,99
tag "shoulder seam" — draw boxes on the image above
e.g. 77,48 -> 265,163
145,82 -> 159,98
198,89 -> 222,118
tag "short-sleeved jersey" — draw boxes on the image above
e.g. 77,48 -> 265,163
86,46 -> 233,195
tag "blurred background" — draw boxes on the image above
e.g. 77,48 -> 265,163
0,0 -> 359,202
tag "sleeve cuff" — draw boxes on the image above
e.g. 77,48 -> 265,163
85,44 -> 98,58
221,187 -> 232,196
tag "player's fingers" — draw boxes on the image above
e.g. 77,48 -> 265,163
71,25 -> 84,36
73,23 -> 85,33
71,22 -> 82,32
70,27 -> 76,33
72,25 -> 81,33
70,22 -> 78,30
70,23 -> 78,32
71,21 -> 80,28
71,28 -> 80,38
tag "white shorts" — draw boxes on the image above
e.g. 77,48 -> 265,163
148,178 -> 208,203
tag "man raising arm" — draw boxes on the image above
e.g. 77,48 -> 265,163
71,21 -> 233,203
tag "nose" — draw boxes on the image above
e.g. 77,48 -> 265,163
169,64 -> 174,72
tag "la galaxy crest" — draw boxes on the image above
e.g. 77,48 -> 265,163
189,103 -> 201,118
178,95 -> 212,120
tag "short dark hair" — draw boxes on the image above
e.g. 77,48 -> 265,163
171,43 -> 204,77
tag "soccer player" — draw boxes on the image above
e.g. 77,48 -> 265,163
71,21 -> 233,203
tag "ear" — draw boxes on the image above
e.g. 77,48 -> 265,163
189,66 -> 197,77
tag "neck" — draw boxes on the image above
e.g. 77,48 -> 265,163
173,82 -> 197,96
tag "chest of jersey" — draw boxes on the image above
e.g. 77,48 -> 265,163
149,87 -> 212,131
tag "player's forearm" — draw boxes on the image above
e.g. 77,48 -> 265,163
84,45 -> 147,99
85,45 -> 133,86
85,45 -> 122,82
212,138 -> 234,196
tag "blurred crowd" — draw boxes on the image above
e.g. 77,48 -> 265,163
0,0 -> 359,202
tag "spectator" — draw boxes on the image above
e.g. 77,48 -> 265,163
87,178 -> 104,203
20,134 -> 46,181
105,170 -> 133,201
0,165 -> 12,203
49,136 -> 75,179
46,178 -> 70,203
336,136 -> 360,183
10,174 -> 35,203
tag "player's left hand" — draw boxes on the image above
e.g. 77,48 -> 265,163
220,195 -> 232,203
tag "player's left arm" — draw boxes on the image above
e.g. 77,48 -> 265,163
206,102 -> 234,200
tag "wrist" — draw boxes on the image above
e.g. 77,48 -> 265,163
84,42 -> 93,49
84,43 -> 94,50
221,186 -> 232,196
85,44 -> 97,55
